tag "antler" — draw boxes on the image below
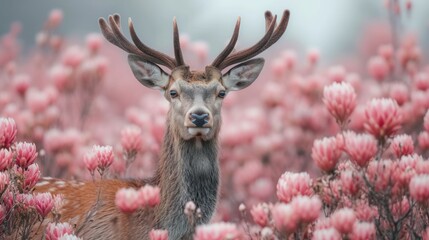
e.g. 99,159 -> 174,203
99,14 -> 185,69
212,10 -> 290,70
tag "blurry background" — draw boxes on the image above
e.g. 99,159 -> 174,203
1,0 -> 428,63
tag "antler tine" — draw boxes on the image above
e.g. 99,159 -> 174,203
260,10 -> 290,53
211,17 -> 241,68
173,18 -> 185,66
218,14 -> 277,70
264,11 -> 274,31
99,17 -> 133,53
128,18 -> 176,69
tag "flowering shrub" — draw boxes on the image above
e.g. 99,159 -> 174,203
1,1 -> 429,239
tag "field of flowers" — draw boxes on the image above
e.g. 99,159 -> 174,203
1,1 -> 429,239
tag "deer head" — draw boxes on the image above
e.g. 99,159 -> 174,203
99,11 -> 290,141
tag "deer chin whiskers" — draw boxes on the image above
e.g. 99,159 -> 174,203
188,127 -> 210,136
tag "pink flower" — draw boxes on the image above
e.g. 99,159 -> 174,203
58,234 -> 82,240
15,142 -> 38,169
323,82 -> 357,124
86,33 -> 103,53
367,56 -> 389,81
424,110 -> 429,132
138,185 -> 160,208
149,229 -> 168,240
0,148 -> 13,171
0,117 -> 17,148
48,64 -> 73,91
194,222 -> 241,240
307,48 -> 320,65
46,9 -> 63,29
364,98 -> 402,140
0,172 -> 10,193
389,83 -> 409,106
21,163 -> 41,191
0,205 -> 5,224
93,145 -> 114,172
291,196 -> 321,223
83,151 -> 98,175
409,174 -> 429,202
312,137 -> 342,172
45,222 -> 74,240
276,172 -> 313,203
340,170 -> 361,196
391,134 -> 414,158
312,228 -> 341,240
272,203 -> 297,233
250,203 -> 270,227
331,208 -> 356,234
191,41 -> 209,61
328,65 -> 346,83
12,74 -> 30,96
34,192 -> 54,218
281,50 -> 297,71
61,45 -> 85,68
354,200 -> 378,222
26,88 -> 50,113
366,159 -> 396,191
418,132 -> 429,150
115,188 -> 140,213
350,222 -> 376,240
343,131 -> 377,167
121,125 -> 143,155
414,73 -> 429,91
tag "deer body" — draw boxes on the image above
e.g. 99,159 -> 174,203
29,10 -> 289,240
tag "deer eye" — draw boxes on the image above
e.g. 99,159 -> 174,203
218,90 -> 226,98
170,90 -> 178,98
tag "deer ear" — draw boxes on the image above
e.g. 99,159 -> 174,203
128,54 -> 169,90
222,58 -> 265,91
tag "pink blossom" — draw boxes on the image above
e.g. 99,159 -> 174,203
291,196 -> 322,223
378,44 -> 394,60
343,131 -> 377,167
61,45 -> 85,68
311,137 -> 342,172
149,229 -> 168,240
307,48 -> 320,65
350,222 -> 376,240
272,203 -> 297,233
34,192 -> 54,218
323,82 -> 356,124
417,160 -> 429,175
340,170 -> 361,196
250,203 -> 270,227
45,222 -> 74,240
368,56 -> 389,81
49,64 -> 73,91
0,205 -> 5,224
328,65 -> 346,83
391,134 -> 414,157
115,188 -> 140,213
138,185 -> 160,208
21,163 -> 41,191
414,72 -> 429,91
12,74 -> 30,96
121,125 -> 143,154
0,172 -> 10,193
389,83 -> 409,106
364,98 -> 402,140
424,110 -> 429,132
194,222 -> 241,240
249,177 -> 274,200
58,234 -> 82,240
281,50 -> 297,71
93,145 -> 114,172
191,41 -> 208,61
86,33 -> 103,53
83,151 -> 98,175
0,148 -> 13,171
0,117 -> 17,148
46,9 -> 63,29
409,174 -> 429,202
331,208 -> 356,234
354,200 -> 378,222
418,132 -> 429,150
366,159 -> 396,191
26,88 -> 50,113
15,142 -> 38,169
312,228 -> 341,240
276,172 -> 313,203
16,193 -> 35,210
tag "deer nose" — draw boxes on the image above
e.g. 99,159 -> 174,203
190,112 -> 209,127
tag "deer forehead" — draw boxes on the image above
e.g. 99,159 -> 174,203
171,79 -> 223,97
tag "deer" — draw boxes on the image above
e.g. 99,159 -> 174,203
31,10 -> 290,240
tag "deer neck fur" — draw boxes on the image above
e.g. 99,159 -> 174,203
153,110 -> 220,239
